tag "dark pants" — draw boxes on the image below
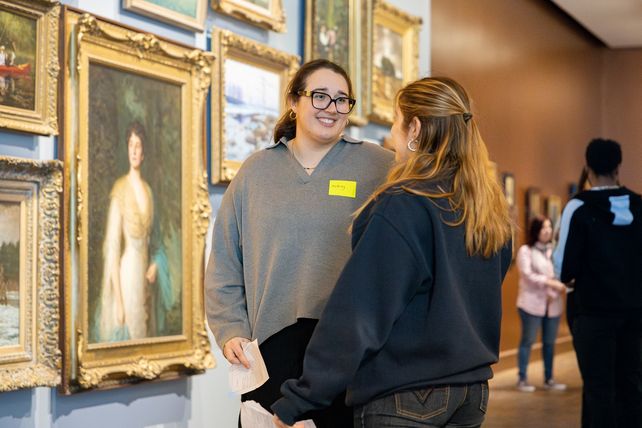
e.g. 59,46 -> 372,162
240,319 -> 353,428
353,382 -> 489,428
572,315 -> 642,428
517,308 -> 561,382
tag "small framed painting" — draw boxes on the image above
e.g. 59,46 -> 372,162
123,0 -> 207,32
210,29 -> 299,184
0,157 -> 62,392
212,0 -> 285,32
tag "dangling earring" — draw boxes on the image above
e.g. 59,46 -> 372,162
407,138 -> 418,152
289,110 -> 297,120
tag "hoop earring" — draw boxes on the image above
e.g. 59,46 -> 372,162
407,138 -> 418,152
289,110 -> 297,120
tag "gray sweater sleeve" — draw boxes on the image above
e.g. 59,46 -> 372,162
205,177 -> 252,349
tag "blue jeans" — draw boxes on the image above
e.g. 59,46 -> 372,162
517,308 -> 561,381
353,382 -> 489,427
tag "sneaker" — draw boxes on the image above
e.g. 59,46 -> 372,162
516,380 -> 536,392
544,379 -> 567,391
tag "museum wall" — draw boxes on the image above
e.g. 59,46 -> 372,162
0,1 -> 430,427
431,0 -> 642,360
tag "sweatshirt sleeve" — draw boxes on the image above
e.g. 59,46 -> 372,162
516,245 -> 549,288
559,208 -> 587,284
204,179 -> 252,349
553,199 -> 584,279
271,212 -> 431,425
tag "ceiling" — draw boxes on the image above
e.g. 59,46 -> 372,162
550,0 -> 642,48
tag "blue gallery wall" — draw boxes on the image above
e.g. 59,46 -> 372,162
0,1 -> 430,427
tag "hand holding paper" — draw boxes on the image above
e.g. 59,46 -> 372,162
228,339 -> 269,395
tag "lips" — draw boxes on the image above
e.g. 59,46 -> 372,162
317,116 -> 337,127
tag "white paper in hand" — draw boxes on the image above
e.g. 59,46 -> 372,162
229,339 -> 269,394
240,400 -> 316,428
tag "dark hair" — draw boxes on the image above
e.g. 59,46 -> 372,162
527,215 -> 551,247
125,121 -> 146,147
273,59 -> 353,143
585,138 -> 621,176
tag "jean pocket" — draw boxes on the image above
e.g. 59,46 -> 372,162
394,387 -> 449,421
479,382 -> 489,414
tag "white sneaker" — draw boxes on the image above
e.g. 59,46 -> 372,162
544,379 -> 567,391
516,380 -> 536,392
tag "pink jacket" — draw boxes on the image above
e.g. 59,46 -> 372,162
516,244 -> 564,317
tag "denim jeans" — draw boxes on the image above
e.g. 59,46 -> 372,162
353,382 -> 489,428
517,308 -> 561,381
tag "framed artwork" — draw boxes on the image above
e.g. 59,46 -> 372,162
525,187 -> 541,227
0,157 -> 62,392
210,29 -> 299,184
305,0 -> 369,125
546,195 -> 562,231
123,0 -> 207,32
61,9 -> 214,392
369,0 -> 421,125
212,0 -> 285,32
0,0 -> 59,135
502,173 -> 515,208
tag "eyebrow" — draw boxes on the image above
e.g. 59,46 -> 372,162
311,87 -> 349,96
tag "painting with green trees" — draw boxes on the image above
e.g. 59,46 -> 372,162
0,202 -> 20,347
0,9 -> 37,111
312,0 -> 349,74
86,62 -> 183,344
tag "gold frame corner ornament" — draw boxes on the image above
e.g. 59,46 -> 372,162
211,0 -> 286,32
210,29 -> 300,184
62,10 -> 213,393
0,157 -> 62,392
0,0 -> 60,135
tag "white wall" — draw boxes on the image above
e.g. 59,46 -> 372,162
0,1 -> 430,426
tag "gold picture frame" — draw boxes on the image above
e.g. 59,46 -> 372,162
0,0 -> 59,135
212,0 -> 285,32
546,195 -> 562,231
210,29 -> 299,184
369,0 -> 421,125
61,9 -> 214,393
123,0 -> 207,32
304,0 -> 369,126
0,156 -> 62,392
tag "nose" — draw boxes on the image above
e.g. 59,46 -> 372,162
324,100 -> 338,114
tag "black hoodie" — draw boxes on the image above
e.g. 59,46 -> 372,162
553,186 -> 642,317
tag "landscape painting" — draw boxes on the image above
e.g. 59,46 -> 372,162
0,201 -> 20,348
0,9 -> 37,111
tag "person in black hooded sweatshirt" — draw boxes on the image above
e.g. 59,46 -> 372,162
553,138 -> 642,428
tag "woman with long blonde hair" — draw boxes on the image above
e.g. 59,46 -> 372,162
273,77 -> 513,428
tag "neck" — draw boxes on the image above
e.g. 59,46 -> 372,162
591,176 -> 618,188
129,168 -> 142,179
291,135 -> 340,167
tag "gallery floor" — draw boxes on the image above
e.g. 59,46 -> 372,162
485,351 -> 582,427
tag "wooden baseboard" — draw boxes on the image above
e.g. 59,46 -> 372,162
493,335 -> 574,373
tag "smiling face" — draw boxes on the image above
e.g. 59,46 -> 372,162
291,68 -> 350,146
127,131 -> 144,170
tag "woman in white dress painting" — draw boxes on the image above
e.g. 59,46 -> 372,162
97,122 -> 157,342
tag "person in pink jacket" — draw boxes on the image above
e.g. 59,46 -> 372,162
516,215 -> 567,392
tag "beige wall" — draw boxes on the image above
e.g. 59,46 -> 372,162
431,0 -> 624,356
603,49 -> 642,190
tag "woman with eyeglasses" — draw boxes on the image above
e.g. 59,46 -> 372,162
205,59 -> 393,427
272,77 -> 512,428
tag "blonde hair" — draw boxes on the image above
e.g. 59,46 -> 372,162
357,77 -> 512,258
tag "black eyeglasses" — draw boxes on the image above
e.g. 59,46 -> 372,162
296,90 -> 356,114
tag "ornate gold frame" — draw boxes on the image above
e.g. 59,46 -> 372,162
210,29 -> 299,184
123,0 -> 207,32
0,157 -> 62,392
0,0 -> 59,135
61,9 -> 214,393
368,0 -> 421,125
212,0 -> 285,32
304,0 -> 369,126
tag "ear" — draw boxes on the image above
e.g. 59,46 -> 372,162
409,116 -> 421,140
289,96 -> 298,114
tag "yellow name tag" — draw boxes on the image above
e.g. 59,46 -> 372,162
328,180 -> 357,198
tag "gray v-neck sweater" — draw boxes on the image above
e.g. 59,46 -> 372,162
205,136 -> 393,348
